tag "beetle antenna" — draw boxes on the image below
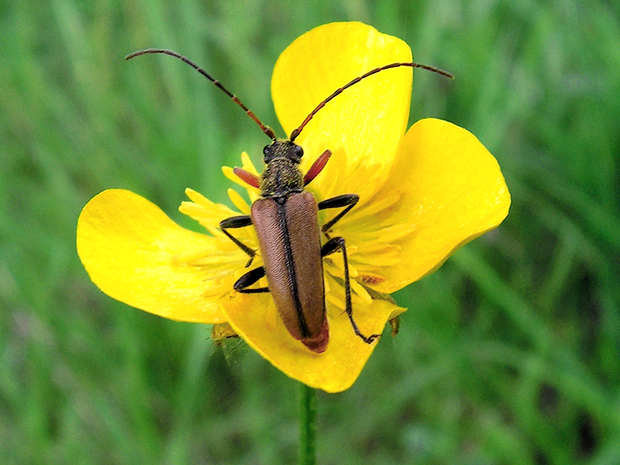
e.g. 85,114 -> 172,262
126,49 -> 277,140
289,62 -> 453,141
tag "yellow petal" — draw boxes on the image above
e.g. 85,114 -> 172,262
361,118 -> 511,293
77,189 -> 235,323
271,22 -> 412,193
220,290 -> 404,392
180,188 -> 239,237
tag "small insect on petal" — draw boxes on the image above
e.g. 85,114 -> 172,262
358,274 -> 386,285
389,316 -> 400,337
211,322 -> 240,347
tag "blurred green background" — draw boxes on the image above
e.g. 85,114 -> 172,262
2,0 -> 619,463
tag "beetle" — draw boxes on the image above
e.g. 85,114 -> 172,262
126,49 -> 452,353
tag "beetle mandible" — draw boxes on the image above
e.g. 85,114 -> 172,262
126,49 -> 452,353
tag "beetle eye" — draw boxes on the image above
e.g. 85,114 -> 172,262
295,145 -> 304,157
263,145 -> 270,156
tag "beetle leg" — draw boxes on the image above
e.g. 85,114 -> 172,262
317,194 -> 359,235
220,215 -> 256,267
233,167 -> 260,188
321,236 -> 380,344
234,266 -> 269,293
303,150 -> 332,186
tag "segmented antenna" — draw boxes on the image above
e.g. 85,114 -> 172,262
289,62 -> 453,142
126,49 -> 276,140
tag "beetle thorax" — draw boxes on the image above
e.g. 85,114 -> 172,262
260,157 -> 304,200
260,140 -> 305,200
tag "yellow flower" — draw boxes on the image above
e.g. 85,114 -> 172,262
77,22 -> 510,393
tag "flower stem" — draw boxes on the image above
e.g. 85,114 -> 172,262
299,382 -> 317,465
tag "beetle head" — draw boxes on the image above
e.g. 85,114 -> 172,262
263,139 -> 304,165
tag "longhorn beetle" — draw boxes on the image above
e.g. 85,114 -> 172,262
126,48 -> 452,353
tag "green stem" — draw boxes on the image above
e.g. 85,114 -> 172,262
299,382 -> 317,465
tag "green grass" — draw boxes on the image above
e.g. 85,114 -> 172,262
2,0 -> 619,463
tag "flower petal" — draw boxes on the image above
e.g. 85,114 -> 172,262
356,118 -> 511,293
271,22 -> 412,193
77,189 -> 235,323
220,290 -> 404,392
